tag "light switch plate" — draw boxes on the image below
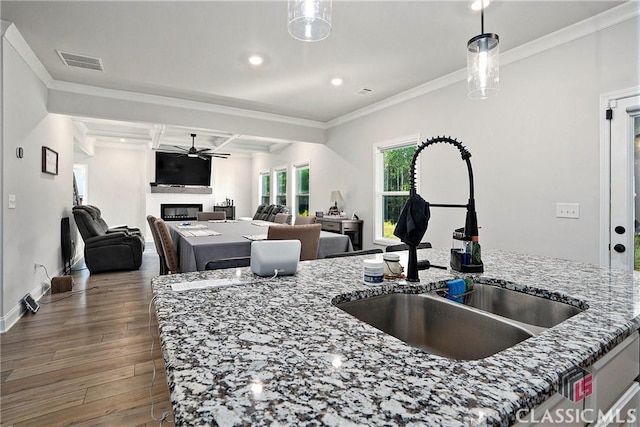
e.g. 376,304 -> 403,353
557,202 -> 579,218
8,194 -> 16,209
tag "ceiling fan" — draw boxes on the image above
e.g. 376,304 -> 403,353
173,133 -> 230,160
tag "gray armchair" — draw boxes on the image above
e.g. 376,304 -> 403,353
72,205 -> 144,273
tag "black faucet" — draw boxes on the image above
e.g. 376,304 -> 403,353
395,136 -> 482,282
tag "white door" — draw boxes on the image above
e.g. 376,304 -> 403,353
608,94 -> 640,271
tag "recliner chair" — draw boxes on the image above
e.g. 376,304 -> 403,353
73,205 -> 144,273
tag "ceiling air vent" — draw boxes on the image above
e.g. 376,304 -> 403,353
356,88 -> 373,95
57,50 -> 104,72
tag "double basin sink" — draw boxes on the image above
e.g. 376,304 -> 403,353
335,282 -> 585,360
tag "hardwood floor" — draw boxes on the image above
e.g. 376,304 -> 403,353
0,249 -> 174,426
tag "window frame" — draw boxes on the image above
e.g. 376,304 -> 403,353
292,162 -> 310,216
373,134 -> 420,245
259,171 -> 271,205
274,166 -> 288,207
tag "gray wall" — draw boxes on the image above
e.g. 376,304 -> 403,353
253,16 -> 640,264
2,26 -> 75,330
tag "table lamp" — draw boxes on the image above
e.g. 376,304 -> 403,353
328,190 -> 343,215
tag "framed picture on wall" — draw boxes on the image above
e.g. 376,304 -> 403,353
42,146 -> 58,175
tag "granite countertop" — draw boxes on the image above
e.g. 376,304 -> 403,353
151,248 -> 640,426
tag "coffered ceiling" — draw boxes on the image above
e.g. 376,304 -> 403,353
1,1 -> 629,154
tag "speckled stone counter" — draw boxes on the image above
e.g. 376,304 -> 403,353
151,248 -> 640,426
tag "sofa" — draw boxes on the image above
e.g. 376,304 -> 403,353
252,204 -> 289,222
72,205 -> 144,273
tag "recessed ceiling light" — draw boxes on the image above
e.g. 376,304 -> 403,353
471,0 -> 490,11
330,77 -> 343,86
248,55 -> 264,66
120,138 -> 126,142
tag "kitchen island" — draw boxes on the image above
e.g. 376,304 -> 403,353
151,248 -> 640,426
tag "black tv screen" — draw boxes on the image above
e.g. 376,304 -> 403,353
155,152 -> 211,186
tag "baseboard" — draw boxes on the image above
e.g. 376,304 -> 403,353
0,257 -> 81,333
0,303 -> 24,333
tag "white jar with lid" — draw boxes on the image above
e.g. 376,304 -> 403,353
363,259 -> 384,285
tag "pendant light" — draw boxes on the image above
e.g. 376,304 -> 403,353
288,0 -> 332,42
467,2 -> 499,99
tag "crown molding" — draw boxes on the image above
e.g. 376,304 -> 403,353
5,2 -> 639,132
327,1 -> 640,128
48,80 -> 327,130
2,21 -> 53,87
4,21 -> 326,131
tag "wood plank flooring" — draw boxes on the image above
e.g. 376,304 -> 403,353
0,248 -> 174,426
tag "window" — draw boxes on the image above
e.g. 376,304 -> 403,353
260,172 -> 271,205
374,136 -> 419,244
275,168 -> 287,206
294,163 -> 310,215
73,164 -> 88,205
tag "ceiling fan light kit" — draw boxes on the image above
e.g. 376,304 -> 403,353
171,134 -> 230,160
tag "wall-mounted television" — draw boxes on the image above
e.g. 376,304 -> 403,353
155,152 -> 212,186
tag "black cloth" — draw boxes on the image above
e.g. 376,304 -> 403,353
393,194 -> 430,247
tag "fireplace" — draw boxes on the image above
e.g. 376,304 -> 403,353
161,203 -> 203,221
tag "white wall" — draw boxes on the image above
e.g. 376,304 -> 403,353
2,29 -> 74,331
253,16 -> 640,265
80,143 -> 148,232
211,155 -> 252,218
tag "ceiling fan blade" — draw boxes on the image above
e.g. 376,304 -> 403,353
172,145 -> 188,152
198,155 -> 209,160
210,154 -> 229,159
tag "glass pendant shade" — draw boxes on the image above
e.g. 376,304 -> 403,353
288,0 -> 332,42
467,33 -> 499,99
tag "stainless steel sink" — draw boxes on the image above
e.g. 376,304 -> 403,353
434,282 -> 584,328
336,293 -> 533,360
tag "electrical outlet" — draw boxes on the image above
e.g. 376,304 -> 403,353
556,203 -> 580,219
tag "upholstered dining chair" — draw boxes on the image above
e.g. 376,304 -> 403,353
147,215 -> 168,275
153,218 -> 180,274
324,248 -> 383,258
205,256 -> 251,270
385,242 -> 432,252
267,223 -> 322,261
197,211 -> 226,221
294,215 -> 316,225
273,213 -> 292,224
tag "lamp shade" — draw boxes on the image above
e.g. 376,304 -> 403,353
330,190 -> 343,204
467,33 -> 499,99
288,0 -> 332,42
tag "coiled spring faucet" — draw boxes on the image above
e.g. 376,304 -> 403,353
393,136 -> 483,282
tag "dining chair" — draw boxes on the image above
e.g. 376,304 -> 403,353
205,256 -> 251,270
197,211 -> 226,221
153,218 -> 180,274
385,242 -> 432,252
324,248 -> 383,258
267,223 -> 322,261
273,213 -> 292,224
147,215 -> 168,275
295,215 -> 316,225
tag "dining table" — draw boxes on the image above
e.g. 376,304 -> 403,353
168,219 -> 353,272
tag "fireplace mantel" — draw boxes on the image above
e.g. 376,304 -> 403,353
150,185 -> 212,194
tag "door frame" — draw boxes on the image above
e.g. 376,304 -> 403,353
599,86 -> 640,268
